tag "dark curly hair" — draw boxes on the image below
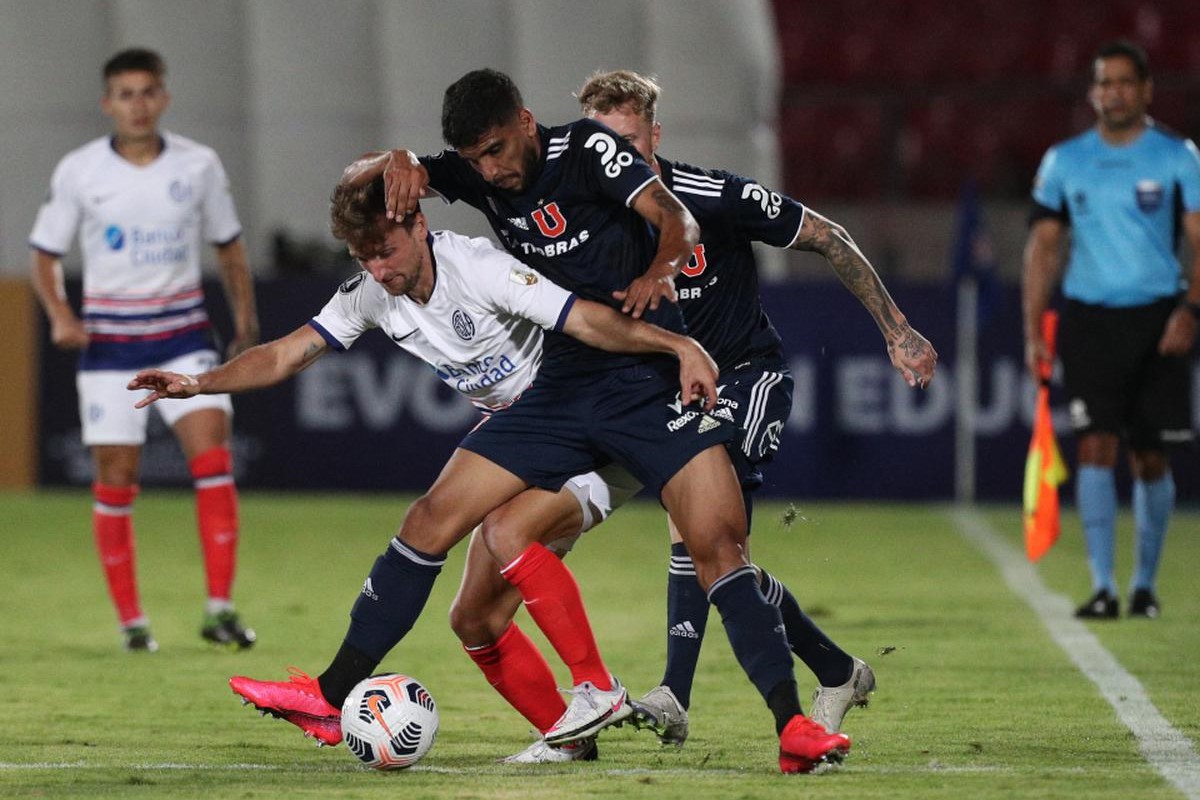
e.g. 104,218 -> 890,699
441,69 -> 523,148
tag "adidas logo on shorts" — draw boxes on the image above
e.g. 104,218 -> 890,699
697,416 -> 721,434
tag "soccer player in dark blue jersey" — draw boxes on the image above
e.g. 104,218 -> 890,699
435,70 -> 936,760
1024,40 -> 1200,620
578,68 -> 936,741
239,69 -> 853,772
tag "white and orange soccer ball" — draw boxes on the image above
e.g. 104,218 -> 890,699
340,673 -> 439,770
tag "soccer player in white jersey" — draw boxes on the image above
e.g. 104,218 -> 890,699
128,178 -> 721,754
29,48 -> 260,653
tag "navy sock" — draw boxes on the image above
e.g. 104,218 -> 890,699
708,567 -> 796,722
660,542 -> 709,708
319,537 -> 446,706
759,569 -> 852,687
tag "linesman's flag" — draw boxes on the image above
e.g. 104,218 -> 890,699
1023,311 -> 1068,561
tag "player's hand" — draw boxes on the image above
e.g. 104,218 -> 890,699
886,322 -> 937,389
1158,306 -> 1197,357
380,150 -> 429,221
50,316 -> 89,350
613,270 -> 677,319
127,370 -> 201,408
676,338 -> 719,411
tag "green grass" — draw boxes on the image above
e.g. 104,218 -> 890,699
0,490 -> 1196,799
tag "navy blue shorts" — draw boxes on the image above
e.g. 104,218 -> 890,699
714,360 -> 793,491
461,360 -> 736,495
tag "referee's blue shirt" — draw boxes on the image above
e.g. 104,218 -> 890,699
1031,122 -> 1200,307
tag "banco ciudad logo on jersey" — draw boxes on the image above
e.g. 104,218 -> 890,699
105,225 -> 125,250
452,310 -> 476,341
1135,180 -> 1163,212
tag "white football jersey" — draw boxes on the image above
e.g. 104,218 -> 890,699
310,230 -> 575,412
29,131 -> 241,369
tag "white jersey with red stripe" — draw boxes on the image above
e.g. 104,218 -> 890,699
309,230 -> 576,413
29,131 -> 242,370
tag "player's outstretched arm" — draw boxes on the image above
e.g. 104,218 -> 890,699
792,208 -> 937,389
562,298 -> 717,410
30,249 -> 89,350
1158,210 -> 1200,356
215,238 -> 261,358
1021,218 -> 1066,377
128,324 -> 330,407
340,149 -> 430,221
614,179 -> 699,318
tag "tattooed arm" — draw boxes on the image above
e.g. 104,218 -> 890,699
792,209 -> 938,388
616,178 -> 701,318
127,324 -> 331,406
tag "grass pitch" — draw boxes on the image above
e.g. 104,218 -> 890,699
1,490 -> 1196,799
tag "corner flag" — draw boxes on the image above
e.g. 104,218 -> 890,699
1023,311 -> 1068,561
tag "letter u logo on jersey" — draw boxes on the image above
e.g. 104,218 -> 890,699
681,244 -> 708,278
531,203 -> 567,238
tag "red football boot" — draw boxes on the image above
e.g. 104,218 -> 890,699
778,714 -> 851,774
230,668 -> 342,745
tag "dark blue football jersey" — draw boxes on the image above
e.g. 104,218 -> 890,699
421,119 -> 684,377
659,157 -> 799,371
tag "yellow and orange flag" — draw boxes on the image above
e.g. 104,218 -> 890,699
1023,310 -> 1069,561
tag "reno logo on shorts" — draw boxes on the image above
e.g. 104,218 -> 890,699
105,225 -> 125,250
452,310 -> 476,341
531,203 -> 567,238
1135,179 -> 1163,212
742,183 -> 783,219
585,132 -> 635,178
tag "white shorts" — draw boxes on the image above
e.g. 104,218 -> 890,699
77,350 -> 233,446
545,463 -> 644,556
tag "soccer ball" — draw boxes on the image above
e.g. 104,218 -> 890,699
340,673 -> 439,770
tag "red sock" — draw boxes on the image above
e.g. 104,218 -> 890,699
500,543 -> 612,690
465,622 -> 566,734
190,446 -> 238,602
92,483 -> 142,626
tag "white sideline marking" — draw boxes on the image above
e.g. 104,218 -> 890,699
952,507 -> 1200,800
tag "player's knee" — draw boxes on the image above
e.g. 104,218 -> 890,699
397,494 -> 464,555
479,506 -> 526,561
448,597 -> 497,646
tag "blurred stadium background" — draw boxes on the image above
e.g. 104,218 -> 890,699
1,0 -> 1198,500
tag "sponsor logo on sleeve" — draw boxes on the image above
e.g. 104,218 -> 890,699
509,268 -> 539,286
339,273 -> 366,294
584,132 -> 635,179
741,183 -> 783,219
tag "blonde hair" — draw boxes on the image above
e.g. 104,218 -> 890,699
577,69 -> 660,124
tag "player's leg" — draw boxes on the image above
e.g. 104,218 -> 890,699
659,444 -> 849,772
168,393 -> 255,647
480,482 -> 633,744
451,527 -> 565,736
91,444 -> 151,650
80,369 -> 155,651
230,447 -> 529,745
